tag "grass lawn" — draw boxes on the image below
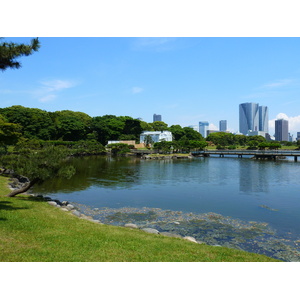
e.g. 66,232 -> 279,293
0,175 -> 279,262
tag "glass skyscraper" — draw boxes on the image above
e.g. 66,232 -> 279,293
239,102 -> 259,135
239,102 -> 268,135
259,105 -> 269,132
219,120 -> 227,132
275,119 -> 289,141
199,121 -> 209,138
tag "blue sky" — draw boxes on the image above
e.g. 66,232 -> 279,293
2,37 -> 300,138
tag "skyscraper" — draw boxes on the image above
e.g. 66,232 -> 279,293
219,120 -> 227,132
275,119 -> 289,141
259,105 -> 269,132
239,102 -> 259,135
153,114 -> 162,122
199,121 -> 209,138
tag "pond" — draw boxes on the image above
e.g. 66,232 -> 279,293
33,155 -> 300,261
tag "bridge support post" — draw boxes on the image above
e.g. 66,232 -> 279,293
295,156 -> 298,162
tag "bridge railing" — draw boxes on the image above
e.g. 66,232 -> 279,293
192,150 -> 300,156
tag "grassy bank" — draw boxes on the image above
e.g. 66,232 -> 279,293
0,176 -> 279,262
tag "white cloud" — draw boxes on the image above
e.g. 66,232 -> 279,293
33,79 -> 78,103
262,79 -> 293,89
131,87 -> 143,94
209,123 -> 218,131
40,79 -> 76,92
269,113 -> 300,135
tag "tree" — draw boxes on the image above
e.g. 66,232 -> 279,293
106,143 -> 131,155
0,146 -> 76,197
0,120 -> 22,145
182,127 -> 204,141
169,125 -> 185,140
149,121 -> 168,131
0,106 -> 55,140
0,38 -> 40,71
144,135 -> 154,148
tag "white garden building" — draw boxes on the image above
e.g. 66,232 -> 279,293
140,131 -> 173,144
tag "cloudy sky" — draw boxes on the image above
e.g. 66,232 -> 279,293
2,37 -> 300,138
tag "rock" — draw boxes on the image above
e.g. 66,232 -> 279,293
72,210 -> 81,217
160,232 -> 182,238
183,236 -> 198,243
48,201 -> 58,207
62,201 -> 69,206
81,215 -> 93,220
124,223 -> 139,229
90,219 -> 102,224
66,204 -> 75,210
173,221 -> 180,225
60,208 -> 69,212
142,228 -> 160,234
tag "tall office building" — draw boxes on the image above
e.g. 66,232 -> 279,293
153,114 -> 162,122
199,121 -> 209,138
239,102 -> 259,135
219,120 -> 227,132
259,105 -> 269,132
275,119 -> 289,141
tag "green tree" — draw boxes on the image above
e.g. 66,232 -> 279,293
149,121 -> 168,131
0,106 -> 55,140
51,110 -> 92,141
168,125 -> 185,140
0,120 -> 22,145
206,132 -> 235,147
106,143 -> 131,155
189,140 -> 208,150
0,38 -> 40,71
183,127 -> 204,141
0,146 -> 76,197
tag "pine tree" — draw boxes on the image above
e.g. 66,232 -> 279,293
0,37 -> 40,71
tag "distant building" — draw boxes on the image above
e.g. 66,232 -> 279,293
239,102 -> 259,135
297,132 -> 300,141
199,121 -> 209,138
247,130 -> 268,138
289,133 -> 293,142
153,114 -> 162,122
239,102 -> 269,135
219,120 -> 227,132
275,119 -> 289,141
259,106 -> 269,132
140,131 -> 172,144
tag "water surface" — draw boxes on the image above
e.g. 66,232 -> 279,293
34,155 -> 300,261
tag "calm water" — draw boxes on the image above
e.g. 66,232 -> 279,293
33,155 -> 300,260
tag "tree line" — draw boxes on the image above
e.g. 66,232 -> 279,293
0,105 -> 205,147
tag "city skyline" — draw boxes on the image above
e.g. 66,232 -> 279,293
2,37 -> 300,138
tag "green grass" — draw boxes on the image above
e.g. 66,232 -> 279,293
0,175 -> 279,262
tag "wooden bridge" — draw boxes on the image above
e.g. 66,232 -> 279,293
191,150 -> 300,161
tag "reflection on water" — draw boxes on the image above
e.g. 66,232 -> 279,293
33,155 -> 300,260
